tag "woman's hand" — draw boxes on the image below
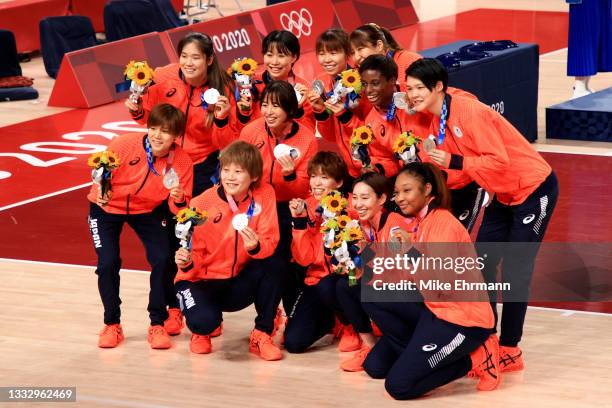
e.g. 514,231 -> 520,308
289,198 -> 306,217
428,149 -> 451,168
307,90 -> 325,113
239,226 -> 259,251
125,98 -> 141,113
175,247 -> 192,268
277,155 -> 296,176
324,100 -> 346,116
96,191 -> 112,207
214,95 -> 231,120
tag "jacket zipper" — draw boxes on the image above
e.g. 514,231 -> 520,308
181,85 -> 195,147
230,230 -> 239,277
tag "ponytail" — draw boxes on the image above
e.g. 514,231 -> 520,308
397,162 -> 450,210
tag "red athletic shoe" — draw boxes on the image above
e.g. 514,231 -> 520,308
338,325 -> 362,352
147,325 -> 171,349
164,308 -> 184,336
469,334 -> 502,391
499,345 -> 524,372
210,323 -> 223,337
250,328 -> 282,361
190,334 -> 212,354
98,324 -> 124,348
340,346 -> 371,372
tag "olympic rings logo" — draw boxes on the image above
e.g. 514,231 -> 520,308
279,8 -> 313,38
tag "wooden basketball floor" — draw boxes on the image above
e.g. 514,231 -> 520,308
1,0 -> 611,406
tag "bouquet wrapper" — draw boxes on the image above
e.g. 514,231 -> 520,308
129,80 -> 148,104
352,144 -> 371,168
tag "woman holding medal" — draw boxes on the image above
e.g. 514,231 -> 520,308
326,55 -> 431,178
336,172 -> 409,372
174,141 -> 284,360
307,29 -> 372,180
125,32 -> 236,196
359,162 -> 500,399
284,151 -> 363,354
349,24 -> 421,93
405,58 -> 559,373
232,30 -> 316,132
89,103 -> 194,350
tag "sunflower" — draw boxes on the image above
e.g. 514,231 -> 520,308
343,226 -> 364,242
126,61 -> 154,86
320,218 -> 340,234
332,233 -> 344,249
340,69 -> 361,90
124,60 -> 137,79
336,215 -> 352,229
321,191 -> 347,214
393,131 -> 421,154
236,58 -> 257,76
87,152 -> 103,168
350,126 -> 374,146
176,207 -> 208,225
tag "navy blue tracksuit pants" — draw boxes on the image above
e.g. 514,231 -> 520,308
284,274 -> 349,353
362,302 -> 490,400
476,171 -> 559,347
174,255 -> 284,335
335,276 -> 373,334
451,181 -> 487,233
88,202 -> 174,326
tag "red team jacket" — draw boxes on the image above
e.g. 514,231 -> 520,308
87,133 -> 194,215
131,63 -> 236,165
430,95 -> 551,205
175,183 -> 280,282
238,118 -> 318,202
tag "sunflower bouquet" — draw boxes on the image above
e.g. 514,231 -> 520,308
228,57 -> 258,110
124,60 -> 155,104
175,207 -> 207,250
88,150 -> 120,198
350,125 -> 375,167
327,69 -> 362,109
393,131 -> 422,164
319,190 -> 364,286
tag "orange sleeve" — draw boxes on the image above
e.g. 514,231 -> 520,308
446,105 -> 510,175
250,186 -> 280,259
315,112 -> 336,142
291,225 -> 319,267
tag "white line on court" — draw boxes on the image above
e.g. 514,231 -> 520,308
0,182 -> 92,212
2,257 -> 611,318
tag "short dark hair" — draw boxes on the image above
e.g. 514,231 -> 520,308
147,103 -> 186,137
352,172 -> 389,199
405,58 -> 448,92
260,80 -> 299,119
349,24 -> 402,52
219,141 -> 263,188
316,29 -> 351,56
396,162 -> 450,210
358,54 -> 398,81
262,30 -> 300,60
307,151 -> 348,183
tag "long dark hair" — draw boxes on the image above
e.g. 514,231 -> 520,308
177,33 -> 234,127
350,23 -> 403,52
396,162 -> 450,210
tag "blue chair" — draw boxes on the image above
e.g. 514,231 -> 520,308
39,16 -> 97,78
104,0 -> 182,42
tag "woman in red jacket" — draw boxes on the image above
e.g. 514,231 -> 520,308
307,29 -> 372,179
174,141 -> 284,360
126,32 -> 236,196
349,24 -> 421,92
235,30 -> 315,132
359,162 -> 500,399
89,104 -> 194,350
284,151 -> 361,354
405,58 -> 559,373
336,172 -> 409,371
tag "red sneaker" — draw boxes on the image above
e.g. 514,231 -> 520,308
499,345 -> 524,372
164,308 -> 184,336
190,334 -> 212,354
210,323 -> 223,338
98,324 -> 124,348
338,325 -> 362,352
469,334 -> 502,391
147,325 -> 171,349
250,328 -> 282,361
340,346 -> 371,372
